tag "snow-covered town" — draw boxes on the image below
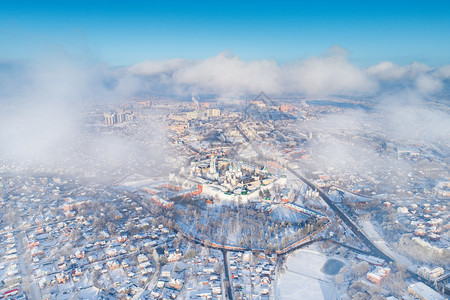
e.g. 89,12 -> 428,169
2,1 -> 450,299
1,94 -> 449,300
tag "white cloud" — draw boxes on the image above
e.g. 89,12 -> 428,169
367,61 -> 431,81
129,58 -> 188,76
285,47 -> 378,95
0,53 -> 166,170
436,65 -> 450,79
366,61 -> 448,95
376,89 -> 450,145
128,47 -> 378,97
415,74 -> 443,94
1,46 -> 449,181
172,52 -> 281,95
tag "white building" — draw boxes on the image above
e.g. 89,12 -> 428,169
407,282 -> 445,300
418,266 -> 445,280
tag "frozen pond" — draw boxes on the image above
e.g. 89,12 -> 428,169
321,258 -> 345,275
277,249 -> 346,300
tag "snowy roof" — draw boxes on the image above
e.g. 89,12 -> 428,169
408,282 -> 445,300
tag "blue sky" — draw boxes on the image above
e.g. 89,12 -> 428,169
1,0 -> 449,67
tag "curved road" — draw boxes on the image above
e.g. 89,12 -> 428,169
285,166 -> 393,262
234,122 -> 448,295
284,166 -> 449,295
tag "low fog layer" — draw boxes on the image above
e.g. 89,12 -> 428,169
0,54 -> 169,181
0,46 -> 449,181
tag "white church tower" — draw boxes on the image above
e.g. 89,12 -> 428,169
209,155 -> 217,174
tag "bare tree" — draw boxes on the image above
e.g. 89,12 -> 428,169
351,261 -> 370,277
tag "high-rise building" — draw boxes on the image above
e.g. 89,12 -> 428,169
104,110 -> 135,125
207,108 -> 221,117
104,112 -> 116,125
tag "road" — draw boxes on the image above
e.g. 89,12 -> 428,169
235,124 -> 264,159
235,123 -> 448,295
221,250 -> 234,300
284,165 -> 449,295
129,191 -> 236,299
285,166 -> 393,262
16,230 -> 41,300
234,124 -> 384,257
132,261 -> 160,300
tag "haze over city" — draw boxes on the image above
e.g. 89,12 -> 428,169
0,1 -> 449,300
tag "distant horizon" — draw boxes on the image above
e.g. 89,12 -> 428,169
1,1 -> 449,106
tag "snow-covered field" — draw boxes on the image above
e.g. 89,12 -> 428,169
277,248 -> 345,300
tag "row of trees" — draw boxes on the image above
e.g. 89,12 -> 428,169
395,234 -> 450,267
173,201 -> 325,251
